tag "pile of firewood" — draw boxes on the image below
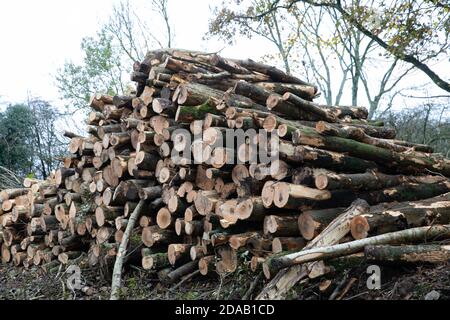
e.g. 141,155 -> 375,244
1,49 -> 450,292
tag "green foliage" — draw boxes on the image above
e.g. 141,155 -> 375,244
359,1 -> 448,57
55,0 -> 174,113
0,104 -> 34,176
27,98 -> 66,178
208,0 -> 412,112
225,0 -> 450,92
55,27 -> 128,111
0,99 -> 66,179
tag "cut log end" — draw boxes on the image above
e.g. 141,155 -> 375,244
298,212 -> 316,240
142,256 -> 154,270
262,262 -> 271,279
315,174 -> 329,190
350,215 -> 370,240
157,208 -> 173,229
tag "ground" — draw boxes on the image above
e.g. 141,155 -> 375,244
1,258 -> 449,300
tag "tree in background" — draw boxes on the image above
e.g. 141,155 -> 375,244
0,104 -> 34,176
56,28 -> 126,111
27,98 -> 67,179
230,0 -> 450,94
0,99 -> 66,179
382,101 -> 450,156
208,0 -> 299,75
208,0 -> 413,118
56,0 -> 173,112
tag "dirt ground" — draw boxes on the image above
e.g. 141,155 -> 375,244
1,257 -> 449,300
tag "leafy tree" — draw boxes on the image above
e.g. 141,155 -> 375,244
56,0 -> 174,112
230,0 -> 450,93
55,27 -> 127,112
0,99 -> 66,179
208,0 -> 299,75
27,98 -> 67,179
208,0 -> 413,117
0,104 -> 34,176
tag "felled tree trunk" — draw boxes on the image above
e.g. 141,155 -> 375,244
278,141 -> 378,173
264,225 -> 450,275
292,125 -> 450,176
110,200 -> 146,300
315,171 -> 445,191
365,244 -> 450,264
175,101 -> 221,123
254,82 -> 316,101
257,199 -> 369,299
316,121 -> 429,153
323,181 -> 450,209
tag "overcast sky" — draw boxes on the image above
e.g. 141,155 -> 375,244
0,0 -> 270,106
0,0 -> 448,115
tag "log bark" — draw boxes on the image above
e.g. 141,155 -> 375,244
0,188 -> 28,201
160,260 -> 198,285
282,93 -> 337,122
284,93 -> 368,119
350,192 -> 450,239
229,58 -> 316,88
233,80 -> 275,105
110,200 -> 146,300
139,186 -> 163,201
266,94 -> 320,121
273,182 -> 331,209
176,83 -> 223,106
175,100 -> 221,123
365,244 -> 450,264
255,82 -> 316,101
229,231 -> 262,250
318,181 -> 450,208
316,121 -> 425,153
278,141 -> 377,173
141,250 -> 170,270
264,225 -> 450,277
263,215 -> 300,237
292,125 -> 450,176
315,171 -> 445,191
168,243 -> 192,266
257,199 -> 369,299
272,237 -> 307,254
141,226 -> 177,247
298,208 -> 346,240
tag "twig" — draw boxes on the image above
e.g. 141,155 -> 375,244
329,273 -> 348,300
344,290 -> 369,300
170,270 -> 200,292
336,277 -> 357,300
110,200 -> 145,300
242,272 -> 263,300
215,274 -> 224,300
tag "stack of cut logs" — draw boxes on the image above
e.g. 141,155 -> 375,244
1,49 -> 450,288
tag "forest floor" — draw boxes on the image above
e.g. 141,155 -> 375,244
1,258 -> 449,300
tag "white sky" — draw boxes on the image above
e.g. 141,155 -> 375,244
0,0 -> 448,117
0,0 -> 269,106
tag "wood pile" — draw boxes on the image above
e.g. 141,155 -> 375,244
1,49 -> 450,292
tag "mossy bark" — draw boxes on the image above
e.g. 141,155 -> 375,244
175,100 -> 221,123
